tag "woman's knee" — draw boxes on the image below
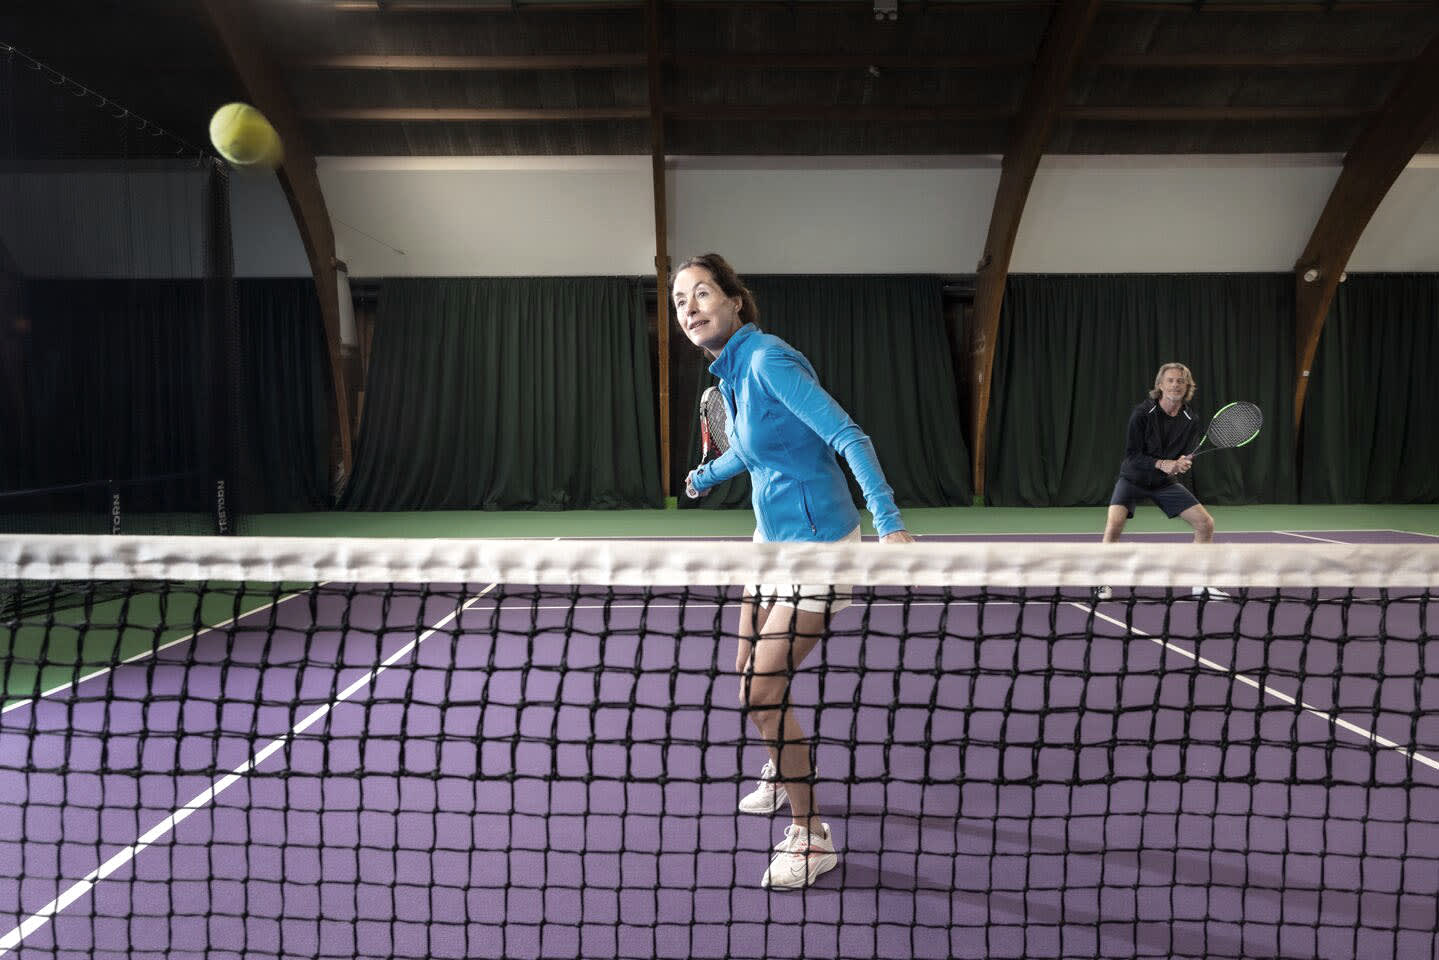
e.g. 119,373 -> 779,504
740,677 -> 787,729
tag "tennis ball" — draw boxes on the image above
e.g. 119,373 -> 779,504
209,102 -> 283,169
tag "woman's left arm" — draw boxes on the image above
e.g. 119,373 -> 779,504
753,350 -> 907,538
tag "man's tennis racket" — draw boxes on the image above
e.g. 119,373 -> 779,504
1188,401 -> 1263,458
686,386 -> 729,499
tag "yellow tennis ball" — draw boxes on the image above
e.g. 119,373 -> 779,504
209,102 -> 283,169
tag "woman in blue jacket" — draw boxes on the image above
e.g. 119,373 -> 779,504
673,253 -> 914,891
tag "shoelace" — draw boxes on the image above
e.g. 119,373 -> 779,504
776,825 -> 823,855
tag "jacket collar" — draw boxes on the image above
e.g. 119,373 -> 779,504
1148,399 -> 1190,417
707,322 -> 761,381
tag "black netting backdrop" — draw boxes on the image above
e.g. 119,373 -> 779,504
0,43 -> 243,534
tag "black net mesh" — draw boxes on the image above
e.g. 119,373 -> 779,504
2,535 -> 1436,959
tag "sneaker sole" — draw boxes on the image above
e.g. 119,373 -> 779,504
761,853 -> 838,890
739,794 -> 787,815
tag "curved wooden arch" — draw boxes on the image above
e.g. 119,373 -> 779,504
200,0 -> 355,477
1293,30 -> 1439,437
968,0 -> 1101,497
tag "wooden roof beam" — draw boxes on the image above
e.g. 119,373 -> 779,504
292,51 -> 1410,72
968,0 -> 1101,498
300,104 -> 1370,123
1292,29 -> 1439,437
331,1 -> 642,10
308,106 -> 650,120
199,0 -> 356,478
298,53 -> 648,70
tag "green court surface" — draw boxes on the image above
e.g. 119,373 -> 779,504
1,582 -> 310,708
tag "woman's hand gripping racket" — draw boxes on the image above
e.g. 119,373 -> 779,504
685,386 -> 730,499
1187,401 -> 1264,460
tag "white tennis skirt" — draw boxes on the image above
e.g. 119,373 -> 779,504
746,525 -> 861,615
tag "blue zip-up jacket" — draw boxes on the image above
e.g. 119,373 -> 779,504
688,323 -> 905,541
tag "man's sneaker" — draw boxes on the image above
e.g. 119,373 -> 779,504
1190,586 -> 1230,599
739,759 -> 798,814
1093,586 -> 1113,602
760,822 -> 838,890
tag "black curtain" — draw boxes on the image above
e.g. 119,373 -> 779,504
0,278 -> 332,516
986,275 -> 1296,506
1,279 -> 224,518
342,277 -> 661,510
235,279 -> 331,512
1301,274 -> 1439,503
679,275 -> 971,511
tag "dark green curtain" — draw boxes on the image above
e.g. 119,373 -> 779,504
235,279 -> 331,512
986,275 -> 1296,507
1301,274 -> 1439,503
342,277 -> 661,510
679,275 -> 971,512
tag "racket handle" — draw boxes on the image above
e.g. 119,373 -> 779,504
685,470 -> 701,500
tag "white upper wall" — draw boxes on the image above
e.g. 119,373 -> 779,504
228,154 -> 1439,278
1013,156 -> 1340,273
1349,157 -> 1439,272
667,158 -> 999,275
230,167 -> 310,277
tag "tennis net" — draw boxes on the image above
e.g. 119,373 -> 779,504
2,534 -> 1436,960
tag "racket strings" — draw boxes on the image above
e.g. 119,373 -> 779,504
1204,402 -> 1263,448
702,389 -> 729,455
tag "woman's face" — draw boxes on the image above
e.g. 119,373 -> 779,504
672,265 -> 744,355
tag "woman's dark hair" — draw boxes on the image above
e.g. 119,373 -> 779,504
669,252 -> 760,326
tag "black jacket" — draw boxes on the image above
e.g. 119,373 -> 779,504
1118,399 -> 1201,489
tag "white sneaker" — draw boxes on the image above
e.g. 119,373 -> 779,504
1190,586 -> 1230,599
1093,586 -> 1113,601
739,759 -> 791,814
760,822 -> 838,890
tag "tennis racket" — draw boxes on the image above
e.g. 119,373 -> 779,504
686,386 -> 729,499
1187,401 -> 1263,458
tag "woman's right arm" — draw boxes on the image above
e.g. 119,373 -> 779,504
690,448 -> 747,495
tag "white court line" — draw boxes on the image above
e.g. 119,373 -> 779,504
1070,600 -> 1439,775
1386,529 -> 1439,540
2,587 -> 315,715
1276,530 -> 1345,544
0,584 -> 496,956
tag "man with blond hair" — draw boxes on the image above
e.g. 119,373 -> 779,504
1095,362 -> 1219,600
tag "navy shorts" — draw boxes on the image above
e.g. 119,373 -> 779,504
1109,477 -> 1200,519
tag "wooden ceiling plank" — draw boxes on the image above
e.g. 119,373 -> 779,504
300,103 -> 1375,123
969,0 -> 1102,498
668,53 -> 1034,69
1085,52 -> 1411,68
1292,29 -> 1439,436
306,106 -> 651,120
331,1 -> 643,11
1066,105 -> 1371,120
298,53 -> 647,69
199,0 -> 356,477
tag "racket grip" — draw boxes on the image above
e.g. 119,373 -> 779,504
685,470 -> 701,500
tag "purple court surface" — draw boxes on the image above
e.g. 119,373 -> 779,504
3,531 -> 1437,960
